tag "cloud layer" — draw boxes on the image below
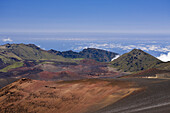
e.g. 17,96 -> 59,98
73,43 -> 170,53
2,38 -> 13,42
157,52 -> 170,62
111,55 -> 120,61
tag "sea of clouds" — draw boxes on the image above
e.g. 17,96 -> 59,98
72,42 -> 170,62
157,52 -> 170,62
0,33 -> 170,62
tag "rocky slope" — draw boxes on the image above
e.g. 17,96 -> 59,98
111,49 -> 162,72
0,78 -> 138,113
0,59 -> 127,88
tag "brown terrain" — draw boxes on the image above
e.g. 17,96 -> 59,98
0,59 -> 127,88
125,68 -> 170,78
0,78 -> 139,113
1,45 -> 170,113
94,78 -> 170,113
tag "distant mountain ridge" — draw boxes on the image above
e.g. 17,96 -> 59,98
0,43 -> 65,60
49,48 -> 119,62
0,43 -> 71,72
0,43 -> 170,88
111,49 -> 162,72
0,43 -> 169,74
0,43 -> 119,72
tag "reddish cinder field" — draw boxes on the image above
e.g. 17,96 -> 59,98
0,78 -> 139,113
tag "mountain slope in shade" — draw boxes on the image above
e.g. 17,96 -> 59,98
155,61 -> 170,70
111,49 -> 162,72
49,48 -> 118,62
125,61 -> 170,78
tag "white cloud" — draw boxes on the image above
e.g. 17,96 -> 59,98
139,46 -> 148,51
148,45 -> 158,51
157,52 -> 170,62
29,38 -> 96,41
37,45 -> 41,48
2,38 -> 13,42
111,55 -> 120,61
73,46 -> 88,51
72,43 -> 170,58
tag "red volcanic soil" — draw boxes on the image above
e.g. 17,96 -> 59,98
37,71 -> 82,80
0,59 -> 127,88
0,78 -> 139,113
38,71 -> 57,79
79,59 -> 105,66
2,59 -> 124,80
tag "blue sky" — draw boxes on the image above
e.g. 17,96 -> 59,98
0,0 -> 170,33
